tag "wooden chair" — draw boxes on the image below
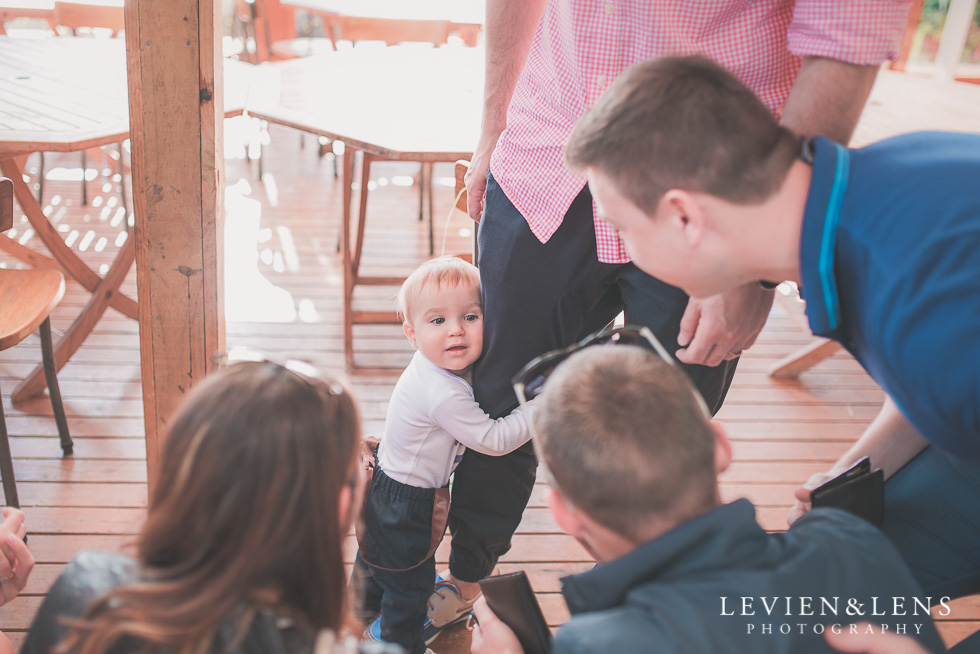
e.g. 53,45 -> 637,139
0,177 -> 73,508
40,2 -> 129,211
330,18 -> 461,253
232,0 -> 274,63
53,1 -> 124,37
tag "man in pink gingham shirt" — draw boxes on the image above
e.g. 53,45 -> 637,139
425,0 -> 910,624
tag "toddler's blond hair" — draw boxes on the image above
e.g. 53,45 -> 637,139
397,256 -> 481,322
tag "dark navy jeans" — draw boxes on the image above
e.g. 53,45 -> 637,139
882,445 -> 980,600
446,173 -> 739,582
352,468 -> 443,654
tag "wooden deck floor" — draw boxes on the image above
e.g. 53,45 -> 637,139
0,121 -> 975,651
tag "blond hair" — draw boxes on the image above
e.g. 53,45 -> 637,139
536,346 -> 717,541
397,256 -> 481,321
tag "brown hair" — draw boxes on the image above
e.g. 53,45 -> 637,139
565,54 -> 800,214
59,361 -> 361,654
397,255 -> 481,322
535,346 -> 717,541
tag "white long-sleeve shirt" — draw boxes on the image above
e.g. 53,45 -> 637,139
378,351 -> 536,488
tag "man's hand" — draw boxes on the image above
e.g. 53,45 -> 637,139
676,283 -> 775,367
0,508 -> 33,607
786,468 -> 841,526
465,133 -> 499,223
470,596 -> 525,654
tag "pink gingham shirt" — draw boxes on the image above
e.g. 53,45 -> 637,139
489,0 -> 910,263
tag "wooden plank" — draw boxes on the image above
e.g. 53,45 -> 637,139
125,0 -> 225,491
768,338 -> 844,379
934,0 -> 979,81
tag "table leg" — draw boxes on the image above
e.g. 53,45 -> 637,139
12,234 -> 136,402
0,156 -> 137,320
353,152 -> 374,275
342,146 -> 356,370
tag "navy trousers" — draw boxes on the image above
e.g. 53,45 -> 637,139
352,468 -> 442,654
446,174 -> 739,582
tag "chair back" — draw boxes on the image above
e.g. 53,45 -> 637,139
334,16 -> 453,46
54,1 -> 125,37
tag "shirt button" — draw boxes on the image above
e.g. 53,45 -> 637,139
604,3 -> 614,14
596,75 -> 607,86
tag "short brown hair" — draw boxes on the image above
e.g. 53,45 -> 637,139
535,345 -> 717,541
565,54 -> 800,214
398,255 -> 481,321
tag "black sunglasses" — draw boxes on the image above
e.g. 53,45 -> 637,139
511,325 -> 711,417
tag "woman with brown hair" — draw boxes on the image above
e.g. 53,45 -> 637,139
23,359 -> 403,654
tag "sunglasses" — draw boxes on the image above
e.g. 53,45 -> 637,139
214,348 -> 347,398
511,325 -> 711,419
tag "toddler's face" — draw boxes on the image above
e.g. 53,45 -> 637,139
404,282 -> 483,376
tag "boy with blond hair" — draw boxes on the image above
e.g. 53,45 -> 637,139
352,256 -> 536,654
471,344 -> 945,654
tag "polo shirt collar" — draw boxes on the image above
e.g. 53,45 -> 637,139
799,136 -> 852,340
560,499 -> 769,615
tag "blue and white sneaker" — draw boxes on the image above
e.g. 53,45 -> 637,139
365,615 -> 384,642
365,614 -> 440,652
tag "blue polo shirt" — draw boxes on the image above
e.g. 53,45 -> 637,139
799,133 -> 980,465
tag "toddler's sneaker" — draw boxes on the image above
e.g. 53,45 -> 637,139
422,579 -> 481,643
365,614 -> 444,649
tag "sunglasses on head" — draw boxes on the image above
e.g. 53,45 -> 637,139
215,347 -> 347,398
511,325 -> 711,418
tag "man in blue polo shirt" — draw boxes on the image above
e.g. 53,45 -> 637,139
562,54 -> 980,602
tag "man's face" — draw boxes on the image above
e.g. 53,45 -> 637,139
587,167 -> 722,298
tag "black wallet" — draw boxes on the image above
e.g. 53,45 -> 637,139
479,571 -> 552,654
810,456 -> 884,526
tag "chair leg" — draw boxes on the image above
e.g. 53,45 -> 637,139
118,143 -> 129,221
427,162 -> 434,255
0,380 -> 19,508
418,163 -> 425,222
81,149 -> 88,206
39,318 -> 72,456
38,151 -> 45,206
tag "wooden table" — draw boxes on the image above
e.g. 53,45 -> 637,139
770,68 -> 980,378
0,36 -> 250,399
0,0 -> 123,34
247,45 -> 483,370
0,0 -> 56,32
281,0 -> 483,48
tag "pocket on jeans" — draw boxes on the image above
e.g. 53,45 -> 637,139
362,474 -> 436,570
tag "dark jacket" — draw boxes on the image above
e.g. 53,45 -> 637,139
22,551 -> 403,654
555,500 -> 947,654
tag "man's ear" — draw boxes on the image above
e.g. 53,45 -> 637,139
711,421 -> 732,474
403,321 -> 418,349
662,189 -> 707,248
547,487 -> 585,538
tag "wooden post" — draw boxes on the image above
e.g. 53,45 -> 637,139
125,0 -> 225,492
934,0 -> 979,81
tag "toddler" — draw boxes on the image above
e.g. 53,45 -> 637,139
352,256 -> 537,654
